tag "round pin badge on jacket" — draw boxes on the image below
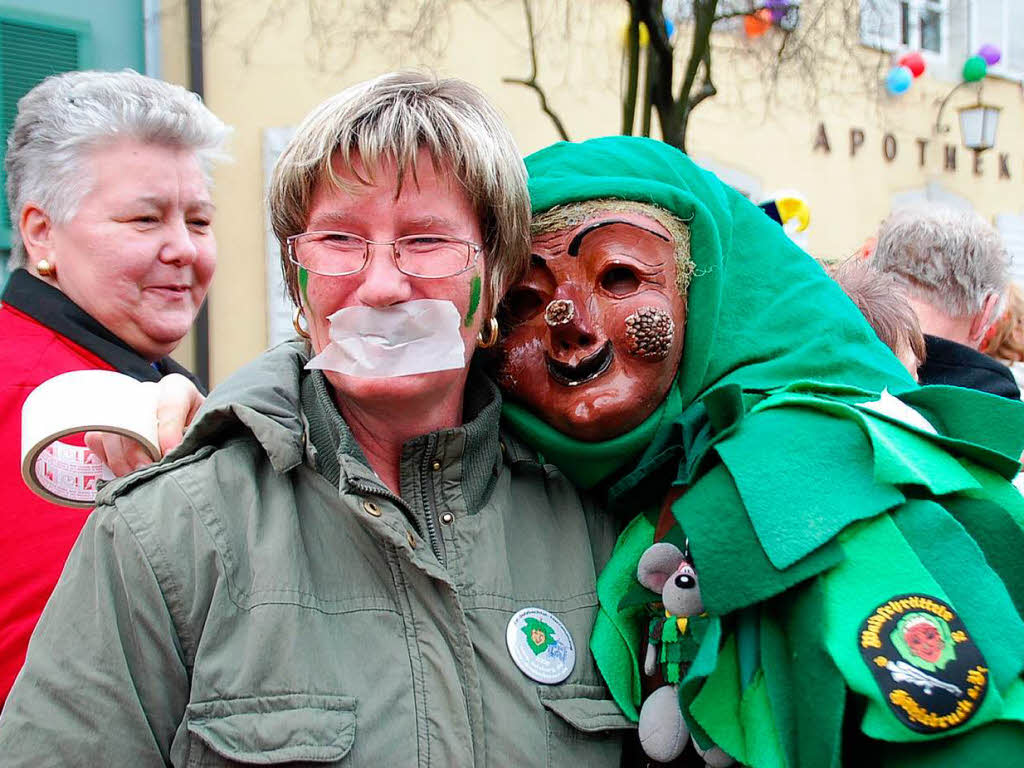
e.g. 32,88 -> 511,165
506,607 -> 576,684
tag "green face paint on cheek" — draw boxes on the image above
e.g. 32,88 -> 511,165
465,275 -> 482,327
298,267 -> 309,306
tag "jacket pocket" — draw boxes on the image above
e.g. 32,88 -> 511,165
539,684 -> 635,768
185,693 -> 357,766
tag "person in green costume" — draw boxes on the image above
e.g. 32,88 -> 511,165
497,136 -> 1024,767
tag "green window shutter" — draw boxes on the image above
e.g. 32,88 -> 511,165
0,18 -> 82,251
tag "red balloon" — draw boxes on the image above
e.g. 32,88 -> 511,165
898,51 -> 926,78
744,9 -> 772,38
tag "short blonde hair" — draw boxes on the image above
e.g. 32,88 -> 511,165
269,71 -> 530,313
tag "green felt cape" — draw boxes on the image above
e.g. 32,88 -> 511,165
502,136 -> 1024,766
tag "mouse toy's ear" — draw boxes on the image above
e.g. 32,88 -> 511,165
637,542 -> 686,592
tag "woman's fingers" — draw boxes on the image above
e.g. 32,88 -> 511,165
155,374 -> 205,455
84,430 -> 156,476
82,374 -> 205,479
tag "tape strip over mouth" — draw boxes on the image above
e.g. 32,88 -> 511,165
546,341 -> 614,387
305,299 -> 467,378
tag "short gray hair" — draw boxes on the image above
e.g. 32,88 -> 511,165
269,71 -> 530,312
872,206 -> 1008,317
6,68 -> 230,267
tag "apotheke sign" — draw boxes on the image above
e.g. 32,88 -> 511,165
813,122 -> 1016,180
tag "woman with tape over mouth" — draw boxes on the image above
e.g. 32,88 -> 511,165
0,69 -> 228,704
0,73 -> 630,766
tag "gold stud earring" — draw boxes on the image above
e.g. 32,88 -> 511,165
477,317 -> 500,349
36,259 -> 55,277
292,307 -> 310,339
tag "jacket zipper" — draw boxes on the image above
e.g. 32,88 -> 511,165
419,434 -> 445,566
347,477 -> 426,541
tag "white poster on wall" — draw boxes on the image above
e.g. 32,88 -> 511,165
263,126 -> 297,347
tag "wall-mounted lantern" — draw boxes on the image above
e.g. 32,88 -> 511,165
957,102 -> 1001,152
934,83 -> 1002,153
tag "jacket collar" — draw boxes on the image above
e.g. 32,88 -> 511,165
920,334 -> 1021,400
301,362 -> 503,513
173,340 -> 504,512
167,340 -> 309,472
1,268 -> 202,389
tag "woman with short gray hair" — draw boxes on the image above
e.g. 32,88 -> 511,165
0,68 -> 229,702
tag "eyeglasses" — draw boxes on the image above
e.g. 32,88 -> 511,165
287,231 -> 483,279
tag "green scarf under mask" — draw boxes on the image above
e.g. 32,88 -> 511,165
501,137 -> 1024,767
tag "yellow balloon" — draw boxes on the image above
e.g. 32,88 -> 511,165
775,196 -> 811,232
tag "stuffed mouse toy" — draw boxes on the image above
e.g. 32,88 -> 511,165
637,543 -> 734,767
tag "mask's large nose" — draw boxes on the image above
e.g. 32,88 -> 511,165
543,289 -> 603,360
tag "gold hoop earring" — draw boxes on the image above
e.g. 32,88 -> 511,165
36,259 -> 55,277
292,307 -> 310,339
477,317 -> 499,349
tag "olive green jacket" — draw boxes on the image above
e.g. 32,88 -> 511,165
0,342 -> 632,766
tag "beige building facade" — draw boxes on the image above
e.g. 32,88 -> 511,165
157,0 -> 1024,384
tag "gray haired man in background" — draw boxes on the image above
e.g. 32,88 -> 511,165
872,206 -> 1019,398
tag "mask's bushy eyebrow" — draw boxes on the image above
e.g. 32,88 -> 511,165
568,219 -> 671,257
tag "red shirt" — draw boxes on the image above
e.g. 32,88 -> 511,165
0,270 -> 201,702
0,303 -> 110,699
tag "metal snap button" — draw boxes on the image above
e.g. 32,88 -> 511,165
362,500 -> 381,517
406,530 -> 417,549
432,461 -> 442,471
440,512 -> 454,525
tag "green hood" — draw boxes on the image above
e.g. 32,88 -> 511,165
525,136 -> 913,399
502,135 -> 913,488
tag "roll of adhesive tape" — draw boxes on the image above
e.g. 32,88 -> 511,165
21,370 -> 161,508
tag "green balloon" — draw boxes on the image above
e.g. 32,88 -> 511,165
963,55 -> 987,82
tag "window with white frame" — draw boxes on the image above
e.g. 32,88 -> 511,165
860,0 -> 949,54
970,0 -> 1024,80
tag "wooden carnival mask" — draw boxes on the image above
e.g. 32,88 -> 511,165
498,207 -> 688,441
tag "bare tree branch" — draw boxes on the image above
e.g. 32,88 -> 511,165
688,43 -> 717,112
640,43 -> 655,136
621,8 -> 641,135
633,0 -> 681,146
502,0 -> 571,142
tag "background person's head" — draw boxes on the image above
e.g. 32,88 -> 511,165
268,71 -> 530,408
7,69 -> 230,361
827,258 -> 926,379
871,206 -> 1008,350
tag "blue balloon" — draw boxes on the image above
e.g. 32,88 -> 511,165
886,65 -> 913,95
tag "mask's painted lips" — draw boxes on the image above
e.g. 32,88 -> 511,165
546,341 -> 614,387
